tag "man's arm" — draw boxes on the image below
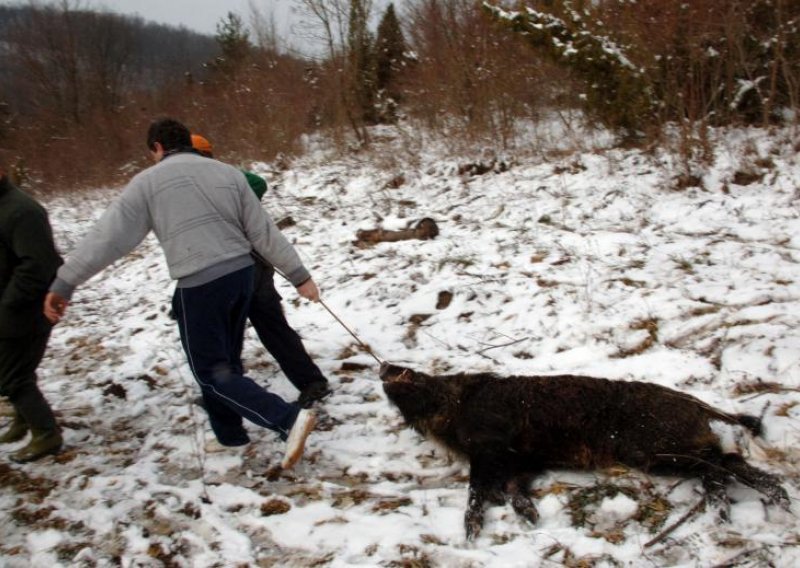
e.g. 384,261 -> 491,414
0,207 -> 61,309
48,180 -> 152,305
237,178 -> 319,301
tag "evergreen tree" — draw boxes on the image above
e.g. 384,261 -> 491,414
348,0 -> 376,124
374,3 -> 406,121
213,12 -> 250,76
483,2 -> 653,135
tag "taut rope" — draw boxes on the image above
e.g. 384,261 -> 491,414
318,298 -> 384,366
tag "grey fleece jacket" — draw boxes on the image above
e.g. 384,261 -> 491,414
51,152 -> 310,300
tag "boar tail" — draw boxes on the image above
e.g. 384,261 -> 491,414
677,389 -> 768,437
734,402 -> 770,437
733,414 -> 763,437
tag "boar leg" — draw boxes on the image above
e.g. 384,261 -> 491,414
658,450 -> 790,511
700,475 -> 731,522
696,451 -> 789,509
652,450 -> 734,520
465,456 -> 508,540
506,474 -> 539,525
720,453 -> 790,509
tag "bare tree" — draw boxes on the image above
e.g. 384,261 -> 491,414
248,0 -> 281,53
0,1 -> 221,189
80,10 -> 138,112
6,0 -> 139,123
293,0 -> 350,60
8,0 -> 85,124
293,0 -> 375,144
403,0 -> 558,146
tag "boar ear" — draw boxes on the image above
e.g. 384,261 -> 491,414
400,369 -> 412,381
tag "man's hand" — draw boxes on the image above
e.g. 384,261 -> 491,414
296,278 -> 320,302
44,292 -> 69,324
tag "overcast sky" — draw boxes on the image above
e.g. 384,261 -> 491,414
99,0 -> 295,36
1,0 -> 396,53
0,0 -> 297,37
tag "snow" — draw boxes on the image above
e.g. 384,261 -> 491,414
2,123 -> 800,566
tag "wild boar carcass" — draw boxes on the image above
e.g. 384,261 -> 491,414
379,363 -> 790,539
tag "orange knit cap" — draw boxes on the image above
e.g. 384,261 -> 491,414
191,134 -> 213,156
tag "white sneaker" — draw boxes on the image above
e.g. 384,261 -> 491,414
204,438 -> 247,454
281,409 -> 317,469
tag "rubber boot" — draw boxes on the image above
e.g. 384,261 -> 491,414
10,428 -> 62,463
0,411 -> 28,444
8,382 -> 60,462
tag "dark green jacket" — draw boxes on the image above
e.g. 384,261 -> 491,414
0,177 -> 62,337
244,171 -> 267,201
243,170 -> 273,272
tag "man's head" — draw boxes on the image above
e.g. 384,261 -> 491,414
191,134 -> 214,158
146,118 -> 191,161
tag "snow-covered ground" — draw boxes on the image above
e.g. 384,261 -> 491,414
2,125 -> 800,566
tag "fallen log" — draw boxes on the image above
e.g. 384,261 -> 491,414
354,218 -> 439,247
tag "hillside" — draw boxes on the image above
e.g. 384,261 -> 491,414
2,125 -> 800,566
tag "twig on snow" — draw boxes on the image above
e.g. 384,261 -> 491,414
477,336 -> 529,355
644,497 -> 706,548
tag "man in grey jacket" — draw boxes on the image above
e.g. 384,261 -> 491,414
44,118 -> 317,469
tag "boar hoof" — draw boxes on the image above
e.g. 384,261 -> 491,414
765,485 -> 791,510
702,477 -> 731,522
511,494 -> 539,525
465,518 -> 482,541
710,498 -> 731,524
465,508 -> 484,541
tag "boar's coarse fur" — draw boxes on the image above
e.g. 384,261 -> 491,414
379,363 -> 790,539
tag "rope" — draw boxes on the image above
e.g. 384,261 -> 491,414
266,260 -> 384,366
318,299 -> 384,366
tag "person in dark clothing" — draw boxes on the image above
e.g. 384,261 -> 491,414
190,134 -> 331,408
0,159 -> 63,462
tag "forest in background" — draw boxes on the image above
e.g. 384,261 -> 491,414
1,0 -> 799,192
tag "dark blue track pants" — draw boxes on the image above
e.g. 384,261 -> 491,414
172,265 -> 299,446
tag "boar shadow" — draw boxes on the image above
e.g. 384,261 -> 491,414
379,363 -> 791,540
